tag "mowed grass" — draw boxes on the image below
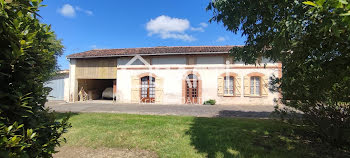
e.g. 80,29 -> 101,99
56,113 -> 346,158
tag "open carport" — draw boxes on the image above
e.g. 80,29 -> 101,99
77,79 -> 115,100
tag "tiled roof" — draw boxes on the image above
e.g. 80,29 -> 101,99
67,46 -> 239,58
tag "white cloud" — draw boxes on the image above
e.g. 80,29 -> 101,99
58,4 -> 76,18
76,6 -> 93,16
199,22 -> 208,28
190,27 -> 204,32
161,33 -> 195,42
58,4 -> 93,17
146,15 -> 189,34
216,36 -> 228,42
190,22 -> 208,32
146,15 -> 196,42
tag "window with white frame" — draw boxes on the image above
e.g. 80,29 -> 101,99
224,76 -> 234,96
250,76 -> 261,96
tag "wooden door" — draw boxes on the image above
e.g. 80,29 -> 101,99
185,74 -> 199,104
141,76 -> 155,103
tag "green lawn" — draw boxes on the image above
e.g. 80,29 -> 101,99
56,113 -> 347,158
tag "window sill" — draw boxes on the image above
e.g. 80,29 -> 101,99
223,95 -> 239,97
246,95 -> 267,98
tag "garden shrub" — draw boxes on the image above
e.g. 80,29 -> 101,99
208,0 -> 350,147
204,99 -> 216,105
0,0 -> 71,157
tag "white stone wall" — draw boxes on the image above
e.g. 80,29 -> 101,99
117,68 -> 188,104
68,59 -> 78,102
69,54 -> 281,105
199,68 -> 279,105
116,55 -> 280,105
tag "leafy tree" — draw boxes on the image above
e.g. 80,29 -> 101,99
0,0 -> 70,157
208,0 -> 350,146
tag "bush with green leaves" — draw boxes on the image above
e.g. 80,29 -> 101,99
0,0 -> 70,157
208,0 -> 350,146
204,99 -> 216,105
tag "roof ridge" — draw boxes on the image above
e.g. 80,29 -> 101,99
67,45 -> 241,58
98,45 -> 236,50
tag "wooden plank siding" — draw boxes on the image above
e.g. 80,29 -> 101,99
75,58 -> 117,79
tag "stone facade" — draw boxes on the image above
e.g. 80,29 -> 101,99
67,46 -> 282,105
115,55 -> 280,105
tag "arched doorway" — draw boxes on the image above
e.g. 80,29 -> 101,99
141,76 -> 155,103
185,74 -> 199,104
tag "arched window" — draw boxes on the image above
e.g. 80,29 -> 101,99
141,76 -> 155,103
224,76 -> 234,96
185,74 -> 199,104
187,74 -> 198,80
218,72 -> 240,97
250,76 -> 261,96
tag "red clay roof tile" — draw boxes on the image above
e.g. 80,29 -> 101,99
67,46 -> 240,58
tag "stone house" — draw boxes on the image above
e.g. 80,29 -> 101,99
66,46 -> 282,105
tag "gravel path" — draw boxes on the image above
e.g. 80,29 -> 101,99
46,101 -> 274,118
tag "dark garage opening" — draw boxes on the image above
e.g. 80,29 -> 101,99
78,79 -> 115,100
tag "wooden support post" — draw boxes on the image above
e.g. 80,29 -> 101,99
113,79 -> 116,102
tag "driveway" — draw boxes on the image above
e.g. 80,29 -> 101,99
46,101 -> 275,118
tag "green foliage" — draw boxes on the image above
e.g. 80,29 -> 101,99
0,0 -> 71,157
208,0 -> 350,146
203,99 -> 216,105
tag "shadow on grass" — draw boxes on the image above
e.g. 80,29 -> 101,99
187,116 -> 339,158
54,112 -> 79,120
216,110 -> 271,118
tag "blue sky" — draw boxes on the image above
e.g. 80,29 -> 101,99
39,0 -> 245,69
